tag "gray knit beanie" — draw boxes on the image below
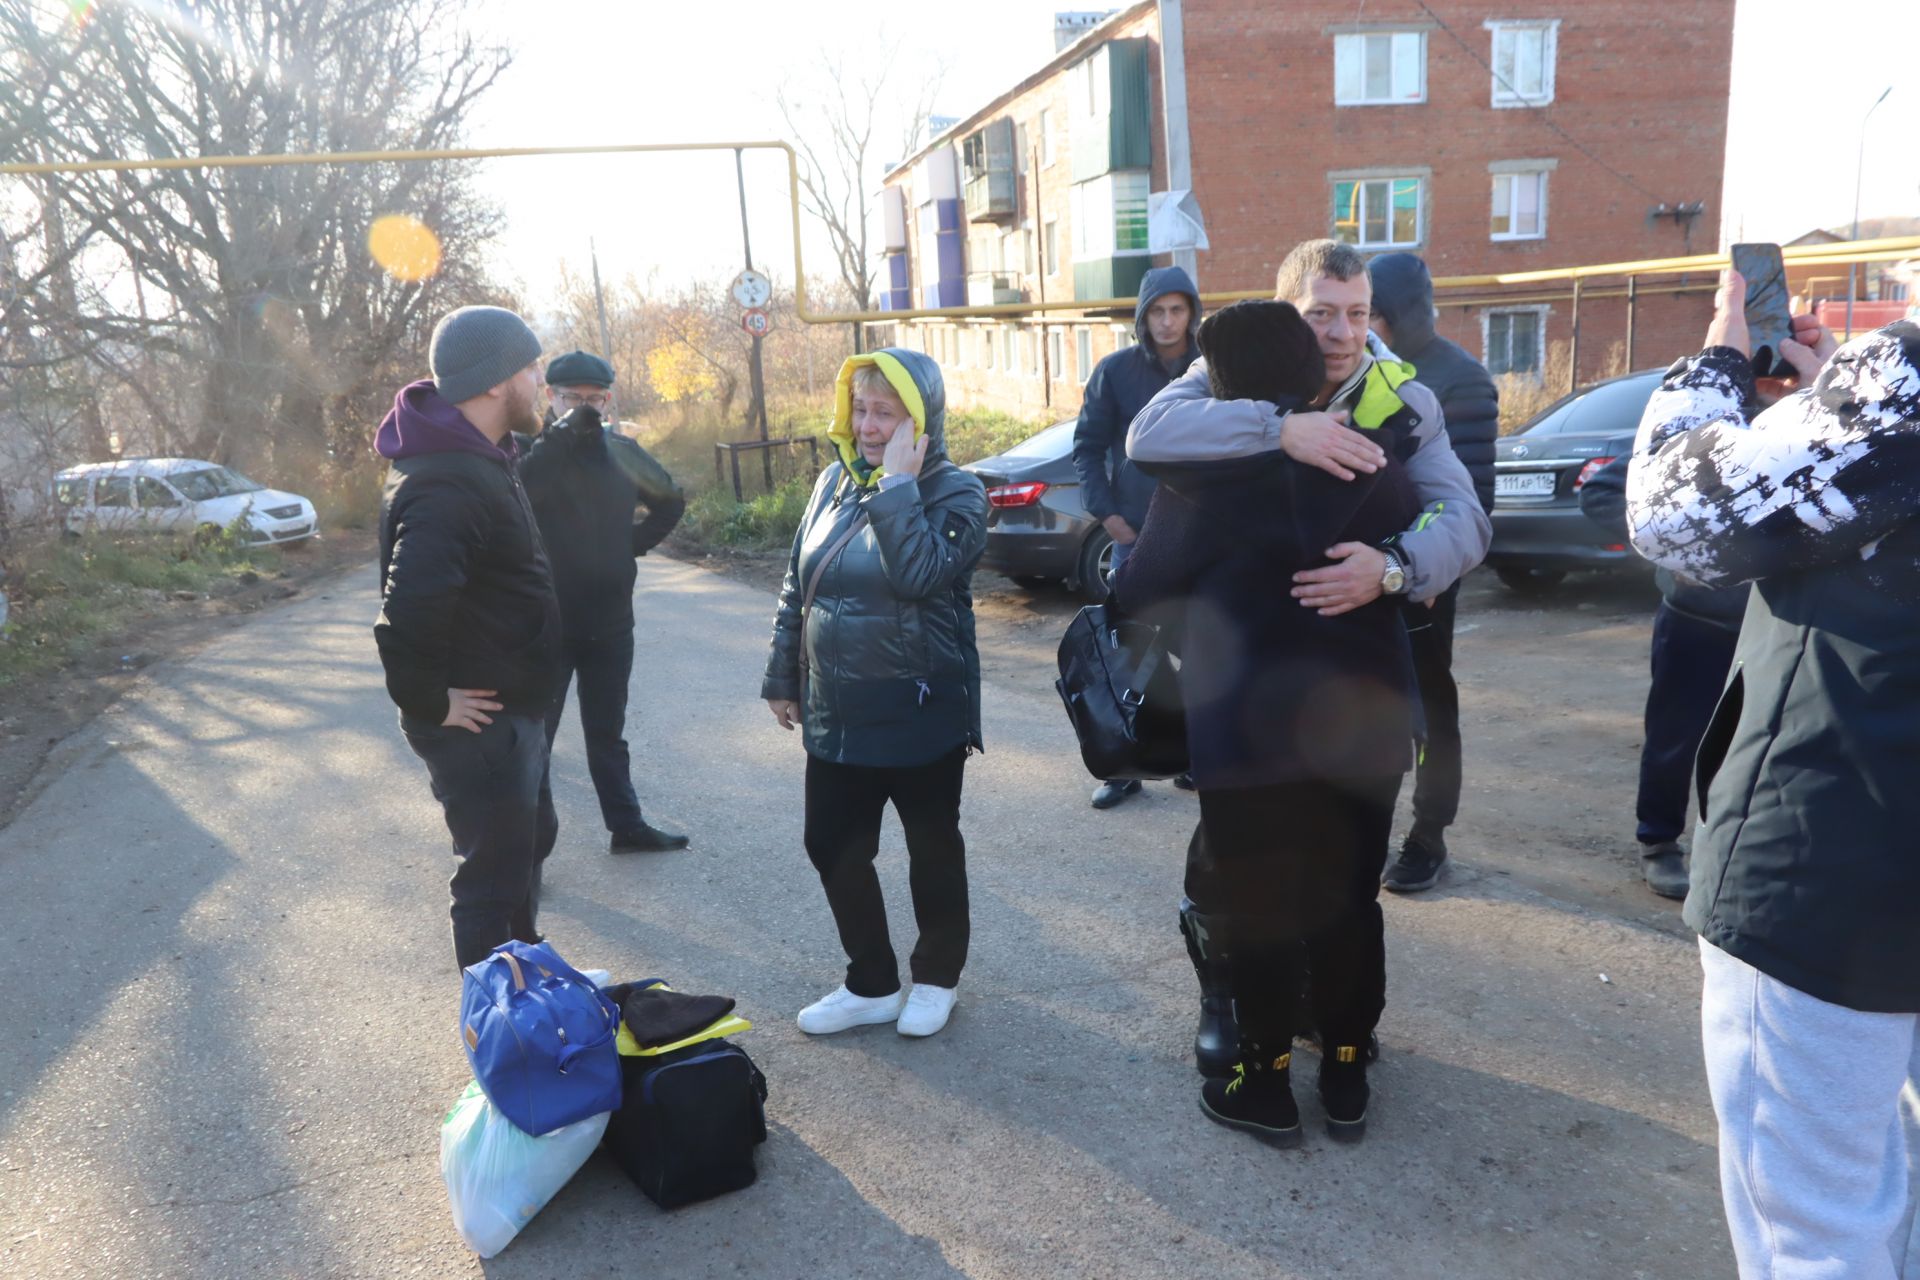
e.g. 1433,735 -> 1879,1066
430,306 -> 543,404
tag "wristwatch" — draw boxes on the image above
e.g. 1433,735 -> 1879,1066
1379,549 -> 1408,595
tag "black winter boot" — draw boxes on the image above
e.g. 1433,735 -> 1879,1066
1199,1046 -> 1301,1146
1179,899 -> 1238,1078
1318,1043 -> 1371,1143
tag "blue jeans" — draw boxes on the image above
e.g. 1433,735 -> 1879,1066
537,628 -> 646,857
1107,536 -> 1133,581
401,712 -> 553,970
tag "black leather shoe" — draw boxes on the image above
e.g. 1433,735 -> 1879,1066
1382,832 -> 1448,893
1172,772 -> 1197,791
1090,779 -> 1142,810
1200,1051 -> 1301,1147
1642,841 -> 1688,900
609,821 -> 690,854
1318,1048 -> 1371,1143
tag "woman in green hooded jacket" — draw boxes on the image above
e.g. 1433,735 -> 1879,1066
761,349 -> 988,1039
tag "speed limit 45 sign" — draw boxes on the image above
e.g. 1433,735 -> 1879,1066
741,308 -> 771,337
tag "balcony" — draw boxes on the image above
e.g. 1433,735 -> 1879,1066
967,272 -> 1026,306
1071,39 -> 1153,183
964,170 -> 1016,223
961,117 -> 1016,224
1074,256 -> 1150,303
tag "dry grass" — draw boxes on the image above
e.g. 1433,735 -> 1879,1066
1496,340 -> 1629,434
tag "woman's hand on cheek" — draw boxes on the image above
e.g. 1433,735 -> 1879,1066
880,420 -> 928,477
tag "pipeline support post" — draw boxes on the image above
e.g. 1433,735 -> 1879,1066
1568,277 -> 1584,394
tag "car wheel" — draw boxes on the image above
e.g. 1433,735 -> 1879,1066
1074,530 -> 1116,603
1495,565 -> 1567,594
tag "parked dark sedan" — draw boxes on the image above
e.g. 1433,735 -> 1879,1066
963,420 -> 1113,600
1488,368 -> 1662,593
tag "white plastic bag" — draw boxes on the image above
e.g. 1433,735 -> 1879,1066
439,1079 -> 609,1258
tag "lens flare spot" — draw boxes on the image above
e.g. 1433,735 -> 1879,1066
367,214 -> 442,282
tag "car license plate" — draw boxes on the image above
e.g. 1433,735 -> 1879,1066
1496,472 -> 1557,498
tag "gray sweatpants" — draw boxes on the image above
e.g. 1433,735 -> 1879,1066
1700,939 -> 1920,1279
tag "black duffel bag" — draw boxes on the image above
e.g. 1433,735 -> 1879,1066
1055,602 -> 1189,781
604,1039 -> 768,1209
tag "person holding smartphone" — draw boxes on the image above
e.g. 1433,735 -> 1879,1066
1626,272 -> 1920,1278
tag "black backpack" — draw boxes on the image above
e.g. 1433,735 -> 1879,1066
603,1039 -> 768,1209
1055,603 -> 1189,780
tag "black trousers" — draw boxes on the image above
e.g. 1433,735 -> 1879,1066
536,628 -> 644,860
1186,776 -> 1400,1050
1406,583 -> 1462,836
803,746 -> 970,996
1637,602 -> 1740,846
401,712 -> 555,971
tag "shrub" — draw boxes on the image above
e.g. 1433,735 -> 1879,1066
677,475 -> 814,552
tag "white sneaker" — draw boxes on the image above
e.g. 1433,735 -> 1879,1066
896,984 -> 957,1037
796,984 -> 907,1035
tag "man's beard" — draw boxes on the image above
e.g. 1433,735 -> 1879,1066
507,382 -> 542,435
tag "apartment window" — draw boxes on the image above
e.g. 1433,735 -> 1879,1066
1005,325 -> 1018,369
1072,171 -> 1151,259
1333,176 -> 1424,249
1487,20 -> 1558,107
1049,328 -> 1064,379
1016,123 -> 1029,174
1039,108 -> 1054,166
1112,323 -> 1133,350
1003,228 -> 1026,275
1044,219 -> 1060,274
1491,170 -> 1548,240
1485,307 -> 1546,375
983,326 -> 995,370
1076,327 -> 1093,383
1333,31 -> 1426,105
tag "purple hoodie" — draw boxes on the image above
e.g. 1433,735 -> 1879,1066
375,379 -> 519,463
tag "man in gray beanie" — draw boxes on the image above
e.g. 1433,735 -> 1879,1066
373,304 -> 566,970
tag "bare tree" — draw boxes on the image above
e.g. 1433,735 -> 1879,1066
776,48 -> 945,314
0,0 -> 510,478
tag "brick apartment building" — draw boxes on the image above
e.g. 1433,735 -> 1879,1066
869,0 -> 1734,420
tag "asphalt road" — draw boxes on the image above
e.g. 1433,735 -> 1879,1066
0,556 -> 1734,1278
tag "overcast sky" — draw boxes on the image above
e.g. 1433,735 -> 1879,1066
462,0 -> 1919,301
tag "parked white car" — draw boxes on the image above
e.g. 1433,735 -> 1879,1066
52,458 -> 319,546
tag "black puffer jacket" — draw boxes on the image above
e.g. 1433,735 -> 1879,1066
519,409 -> 686,642
1370,253 -> 1499,513
1114,396 -> 1422,789
761,349 -> 989,767
373,380 -> 562,725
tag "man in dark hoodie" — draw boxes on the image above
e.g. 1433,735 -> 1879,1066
374,305 -> 562,971
1366,252 -> 1500,893
1071,265 -> 1201,810
520,350 -> 689,857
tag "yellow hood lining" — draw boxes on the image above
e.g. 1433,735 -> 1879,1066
830,352 -> 928,484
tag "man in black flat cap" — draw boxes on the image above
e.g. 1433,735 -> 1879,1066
521,350 -> 690,856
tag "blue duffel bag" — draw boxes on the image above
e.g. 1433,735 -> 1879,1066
460,941 -> 622,1136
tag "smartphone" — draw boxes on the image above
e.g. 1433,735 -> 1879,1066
1730,242 -> 1794,377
